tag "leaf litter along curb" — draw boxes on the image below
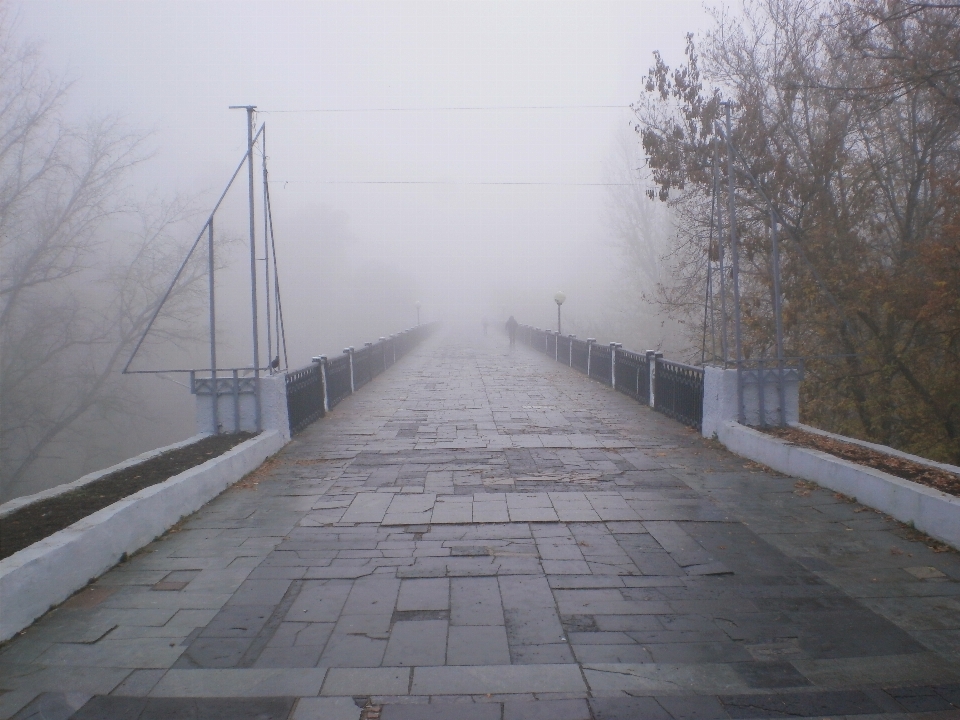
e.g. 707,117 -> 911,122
761,426 -> 960,498
0,432 -> 254,560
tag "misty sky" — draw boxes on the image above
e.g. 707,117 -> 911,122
18,1 -> 709,362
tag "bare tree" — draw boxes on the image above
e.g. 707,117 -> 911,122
0,14 -> 208,499
602,127 -> 689,355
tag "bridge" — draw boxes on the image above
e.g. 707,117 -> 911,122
1,331 -> 959,719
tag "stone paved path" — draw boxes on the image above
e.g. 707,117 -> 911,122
3,333 -> 960,719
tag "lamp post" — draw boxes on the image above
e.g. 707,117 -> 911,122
554,291 -> 566,334
415,300 -> 421,326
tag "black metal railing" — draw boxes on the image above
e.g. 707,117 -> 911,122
615,348 -> 649,404
285,365 -> 325,434
571,338 -> 589,373
325,353 -> 353,408
589,343 -> 613,386
556,334 -> 572,366
516,323 -> 704,430
354,344 -> 373,388
654,360 -> 704,429
284,322 -> 438,435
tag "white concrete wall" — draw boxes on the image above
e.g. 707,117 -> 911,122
702,366 -> 798,437
195,373 -> 290,442
260,375 -> 291,443
0,430 -> 287,642
702,366 -> 739,438
719,421 -> 960,550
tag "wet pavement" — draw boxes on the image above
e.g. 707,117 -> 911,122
2,332 -> 959,719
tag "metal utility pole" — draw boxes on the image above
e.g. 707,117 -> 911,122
262,126 -> 273,373
770,206 -> 786,425
714,138 -> 728,365
207,220 -> 218,433
724,103 -> 745,423
230,104 -> 262,431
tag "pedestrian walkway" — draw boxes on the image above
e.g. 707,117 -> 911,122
2,333 -> 959,719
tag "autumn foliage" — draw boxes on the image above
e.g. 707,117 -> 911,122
635,0 -> 960,463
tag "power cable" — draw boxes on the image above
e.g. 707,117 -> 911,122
259,105 -> 630,113
273,180 -> 642,187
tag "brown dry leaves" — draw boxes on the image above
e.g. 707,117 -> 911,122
232,454 -> 285,490
793,479 -> 817,497
765,427 -> 960,498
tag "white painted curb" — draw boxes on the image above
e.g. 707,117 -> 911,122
718,421 -> 960,549
0,430 -> 287,642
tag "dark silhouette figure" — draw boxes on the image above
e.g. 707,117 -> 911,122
505,316 -> 518,348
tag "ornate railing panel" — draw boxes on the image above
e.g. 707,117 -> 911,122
654,359 -> 704,429
285,365 -> 325,434
284,322 -> 438,435
615,349 -> 649,404
528,327 -> 547,353
377,340 -> 390,375
589,343 -> 612,385
571,338 -> 589,373
353,345 -> 373,390
515,322 -> 703,430
521,326 -> 532,347
324,354 -> 353,410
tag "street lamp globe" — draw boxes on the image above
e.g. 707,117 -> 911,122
554,292 -> 566,334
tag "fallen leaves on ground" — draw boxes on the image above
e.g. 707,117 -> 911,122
763,427 -> 960,498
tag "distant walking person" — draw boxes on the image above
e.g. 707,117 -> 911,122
506,315 -> 518,348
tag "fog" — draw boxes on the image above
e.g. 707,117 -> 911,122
4,1 -> 708,500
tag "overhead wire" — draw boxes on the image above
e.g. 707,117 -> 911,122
273,180 -> 642,187
259,104 -> 630,113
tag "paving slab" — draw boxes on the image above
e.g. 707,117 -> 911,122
2,333 -> 960,718
410,663 -> 585,695
291,696 -> 362,720
148,668 -> 327,697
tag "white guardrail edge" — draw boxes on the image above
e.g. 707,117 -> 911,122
0,430 -> 287,642
718,421 -> 960,550
0,433 -> 211,519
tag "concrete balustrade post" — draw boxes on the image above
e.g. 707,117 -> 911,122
645,351 -> 656,407
344,347 -> 355,393
610,343 -> 621,389
312,356 -> 329,413
701,365 -> 800,437
195,371 -> 288,441
568,335 -> 575,367
647,352 -> 664,408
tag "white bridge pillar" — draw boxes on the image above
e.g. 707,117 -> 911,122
701,366 -> 800,438
194,373 -> 290,442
